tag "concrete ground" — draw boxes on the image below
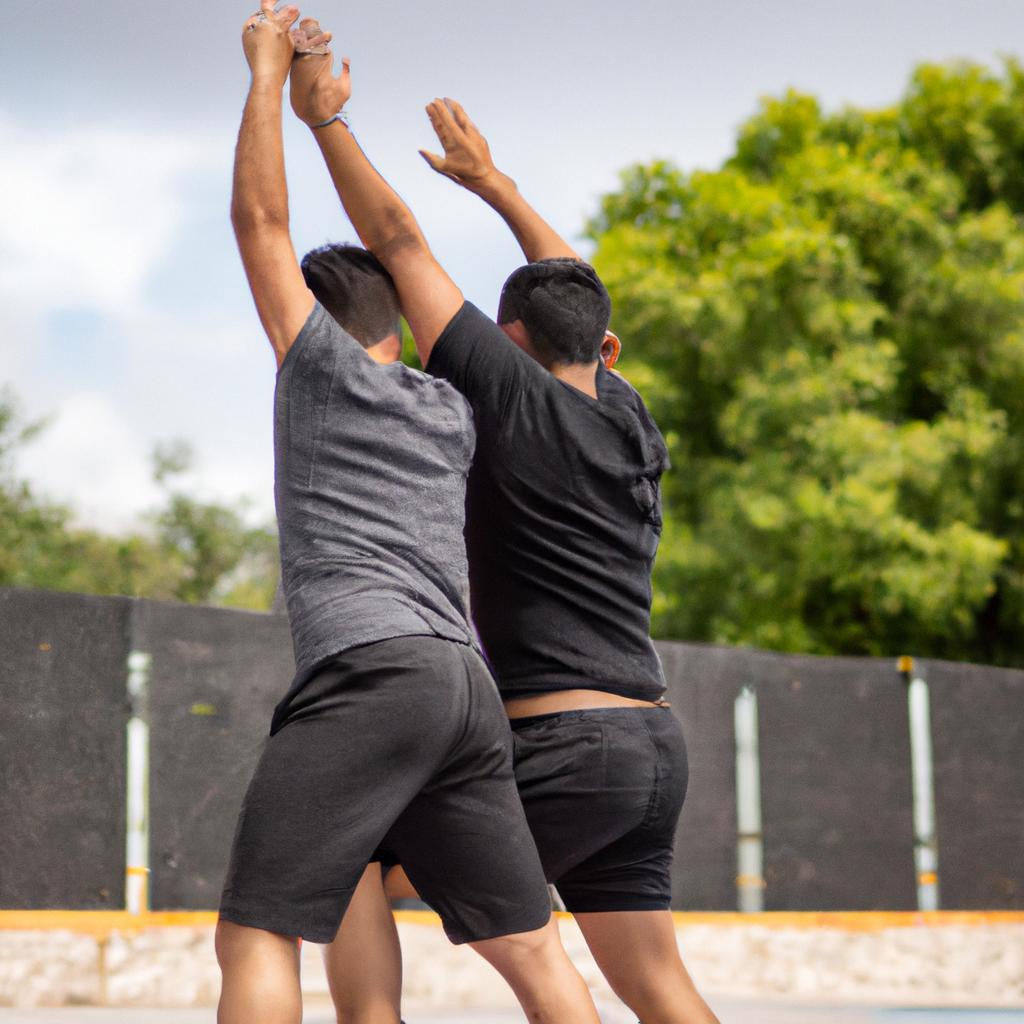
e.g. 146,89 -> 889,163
1,1005 -> 1023,1023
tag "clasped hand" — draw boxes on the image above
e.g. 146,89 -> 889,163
242,2 -> 348,126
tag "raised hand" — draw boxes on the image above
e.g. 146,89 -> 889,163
242,1 -> 300,85
420,98 -> 498,191
288,18 -> 349,126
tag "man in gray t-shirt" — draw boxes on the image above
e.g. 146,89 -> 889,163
269,293 -> 477,730
215,9 -> 599,1024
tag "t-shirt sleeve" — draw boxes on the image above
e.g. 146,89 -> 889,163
425,301 -> 541,422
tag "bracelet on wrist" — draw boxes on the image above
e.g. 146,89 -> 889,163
311,110 -> 350,130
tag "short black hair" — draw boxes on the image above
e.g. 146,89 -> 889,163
300,243 -> 401,349
496,258 -> 612,365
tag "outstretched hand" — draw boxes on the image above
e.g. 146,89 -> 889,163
242,1 -> 300,85
288,17 -> 350,126
420,98 -> 498,191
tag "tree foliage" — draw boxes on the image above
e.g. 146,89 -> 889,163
590,60 -> 1024,664
0,394 -> 278,610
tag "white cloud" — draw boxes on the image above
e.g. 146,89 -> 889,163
0,112 -> 281,531
0,116 -> 215,315
13,381 -> 276,534
14,390 -> 162,531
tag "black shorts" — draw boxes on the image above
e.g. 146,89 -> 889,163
510,706 -> 689,913
219,635 -> 551,944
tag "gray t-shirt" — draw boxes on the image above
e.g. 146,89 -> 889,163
274,302 -> 477,695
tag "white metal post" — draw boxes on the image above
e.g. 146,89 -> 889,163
734,685 -> 765,912
125,650 -> 152,915
899,656 -> 940,912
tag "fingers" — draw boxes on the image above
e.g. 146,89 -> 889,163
426,98 -> 461,152
431,96 -> 460,137
425,102 -> 444,142
295,29 -> 332,49
419,150 -> 461,186
419,149 -> 444,172
292,17 -> 333,58
250,2 -> 299,30
339,56 -> 351,87
445,97 -> 472,131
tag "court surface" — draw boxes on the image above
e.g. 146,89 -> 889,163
1,1005 -> 1022,1023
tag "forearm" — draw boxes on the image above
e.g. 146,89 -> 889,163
313,122 -> 428,263
471,172 -> 579,263
232,78 -> 289,231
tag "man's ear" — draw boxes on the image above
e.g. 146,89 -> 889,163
601,330 -> 621,370
499,319 -> 532,352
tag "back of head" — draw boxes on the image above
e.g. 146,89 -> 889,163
300,244 -> 401,349
497,258 -> 612,365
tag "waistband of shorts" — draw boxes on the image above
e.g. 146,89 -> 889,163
509,705 -> 674,730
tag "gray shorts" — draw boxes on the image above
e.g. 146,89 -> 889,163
219,635 -> 552,944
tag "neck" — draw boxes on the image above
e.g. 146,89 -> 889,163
550,360 -> 599,399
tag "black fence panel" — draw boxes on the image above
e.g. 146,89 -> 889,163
139,603 -> 294,910
6,587 -> 1023,912
0,588 -> 130,908
757,652 -> 916,910
927,658 -> 1024,909
658,642 -> 744,910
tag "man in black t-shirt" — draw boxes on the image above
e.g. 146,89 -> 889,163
422,103 -> 720,1024
288,27 -> 720,1024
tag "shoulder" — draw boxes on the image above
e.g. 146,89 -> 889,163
277,302 -> 368,376
428,301 -> 542,379
387,361 -> 475,418
601,367 -> 671,471
602,367 -> 655,421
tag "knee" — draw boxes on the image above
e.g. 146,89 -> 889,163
215,919 -> 296,972
471,916 -> 559,967
215,919 -> 242,970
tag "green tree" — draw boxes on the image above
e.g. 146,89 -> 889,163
0,394 -> 278,610
590,59 -> 1024,665
149,440 -> 279,608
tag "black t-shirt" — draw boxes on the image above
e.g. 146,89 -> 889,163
427,302 -> 670,701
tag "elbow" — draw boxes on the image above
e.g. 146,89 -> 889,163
372,209 -> 428,268
230,202 -> 289,237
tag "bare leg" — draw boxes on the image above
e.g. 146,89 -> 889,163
574,910 -> 719,1024
383,865 -> 417,902
470,917 -> 601,1024
216,919 -> 302,1024
322,863 -> 403,1024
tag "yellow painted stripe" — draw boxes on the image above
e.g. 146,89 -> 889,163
0,911 -> 219,936
667,910 -> 1024,931
1,909 -> 1022,937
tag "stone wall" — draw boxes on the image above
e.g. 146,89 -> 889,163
1,917 -> 1021,1011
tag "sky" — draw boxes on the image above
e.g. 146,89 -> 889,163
2,0 -> 1023,531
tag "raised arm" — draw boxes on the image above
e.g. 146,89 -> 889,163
231,2 -> 316,366
287,20 -> 463,365
419,98 -> 580,263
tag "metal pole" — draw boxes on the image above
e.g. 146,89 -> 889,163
125,650 -> 152,915
898,656 -> 940,912
734,685 -> 765,912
